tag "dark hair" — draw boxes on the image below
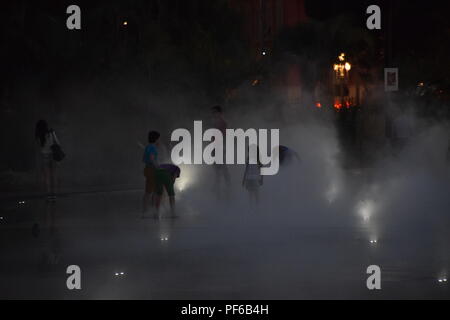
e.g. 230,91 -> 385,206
148,131 -> 160,143
212,105 -> 222,113
35,120 -> 50,147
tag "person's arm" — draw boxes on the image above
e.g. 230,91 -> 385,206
35,138 -> 41,171
52,131 -> 60,145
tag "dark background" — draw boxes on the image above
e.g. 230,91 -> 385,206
1,0 -> 449,191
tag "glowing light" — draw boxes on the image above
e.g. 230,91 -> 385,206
18,201 -> 26,205
333,53 -> 351,79
123,21 -> 128,26
262,51 -> 267,56
334,102 -> 343,110
160,237 -> 169,241
115,272 -> 125,276
176,181 -> 185,192
174,164 -> 195,193
316,102 -> 322,108
370,239 -> 378,244
357,200 -> 375,222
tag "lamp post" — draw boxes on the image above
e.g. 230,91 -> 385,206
333,53 -> 351,110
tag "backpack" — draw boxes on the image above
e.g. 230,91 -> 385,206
50,131 -> 65,162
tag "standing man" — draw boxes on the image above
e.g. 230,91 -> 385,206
211,105 -> 231,199
242,144 -> 263,207
142,131 -> 160,217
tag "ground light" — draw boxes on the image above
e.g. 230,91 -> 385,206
357,199 -> 376,222
175,164 -> 196,193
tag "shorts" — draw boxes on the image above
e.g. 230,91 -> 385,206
155,168 -> 175,196
144,166 -> 156,194
42,153 -> 56,170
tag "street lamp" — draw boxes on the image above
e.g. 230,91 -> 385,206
333,53 -> 352,109
345,62 -> 351,72
333,53 -> 351,79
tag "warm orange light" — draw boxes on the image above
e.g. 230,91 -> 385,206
123,21 -> 128,26
334,53 -> 351,78
316,102 -> 322,108
334,103 -> 343,110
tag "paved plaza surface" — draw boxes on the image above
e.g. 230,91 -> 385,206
1,168 -> 450,299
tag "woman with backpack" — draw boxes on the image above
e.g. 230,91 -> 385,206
35,120 -> 63,201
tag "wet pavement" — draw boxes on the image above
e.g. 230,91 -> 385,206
1,173 -> 450,299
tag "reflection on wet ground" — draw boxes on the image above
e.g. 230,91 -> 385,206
0,177 -> 449,299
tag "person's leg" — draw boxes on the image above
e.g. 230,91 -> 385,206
223,165 -> 231,199
154,169 -> 165,219
245,183 -> 255,208
254,187 -> 260,206
168,196 -> 176,216
50,162 -> 57,197
154,194 -> 162,214
143,168 -> 156,216
43,165 -> 51,195
250,189 -> 257,207
142,193 -> 151,216
151,193 -> 156,206
165,178 -> 176,217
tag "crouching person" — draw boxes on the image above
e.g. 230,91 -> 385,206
154,164 -> 181,219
